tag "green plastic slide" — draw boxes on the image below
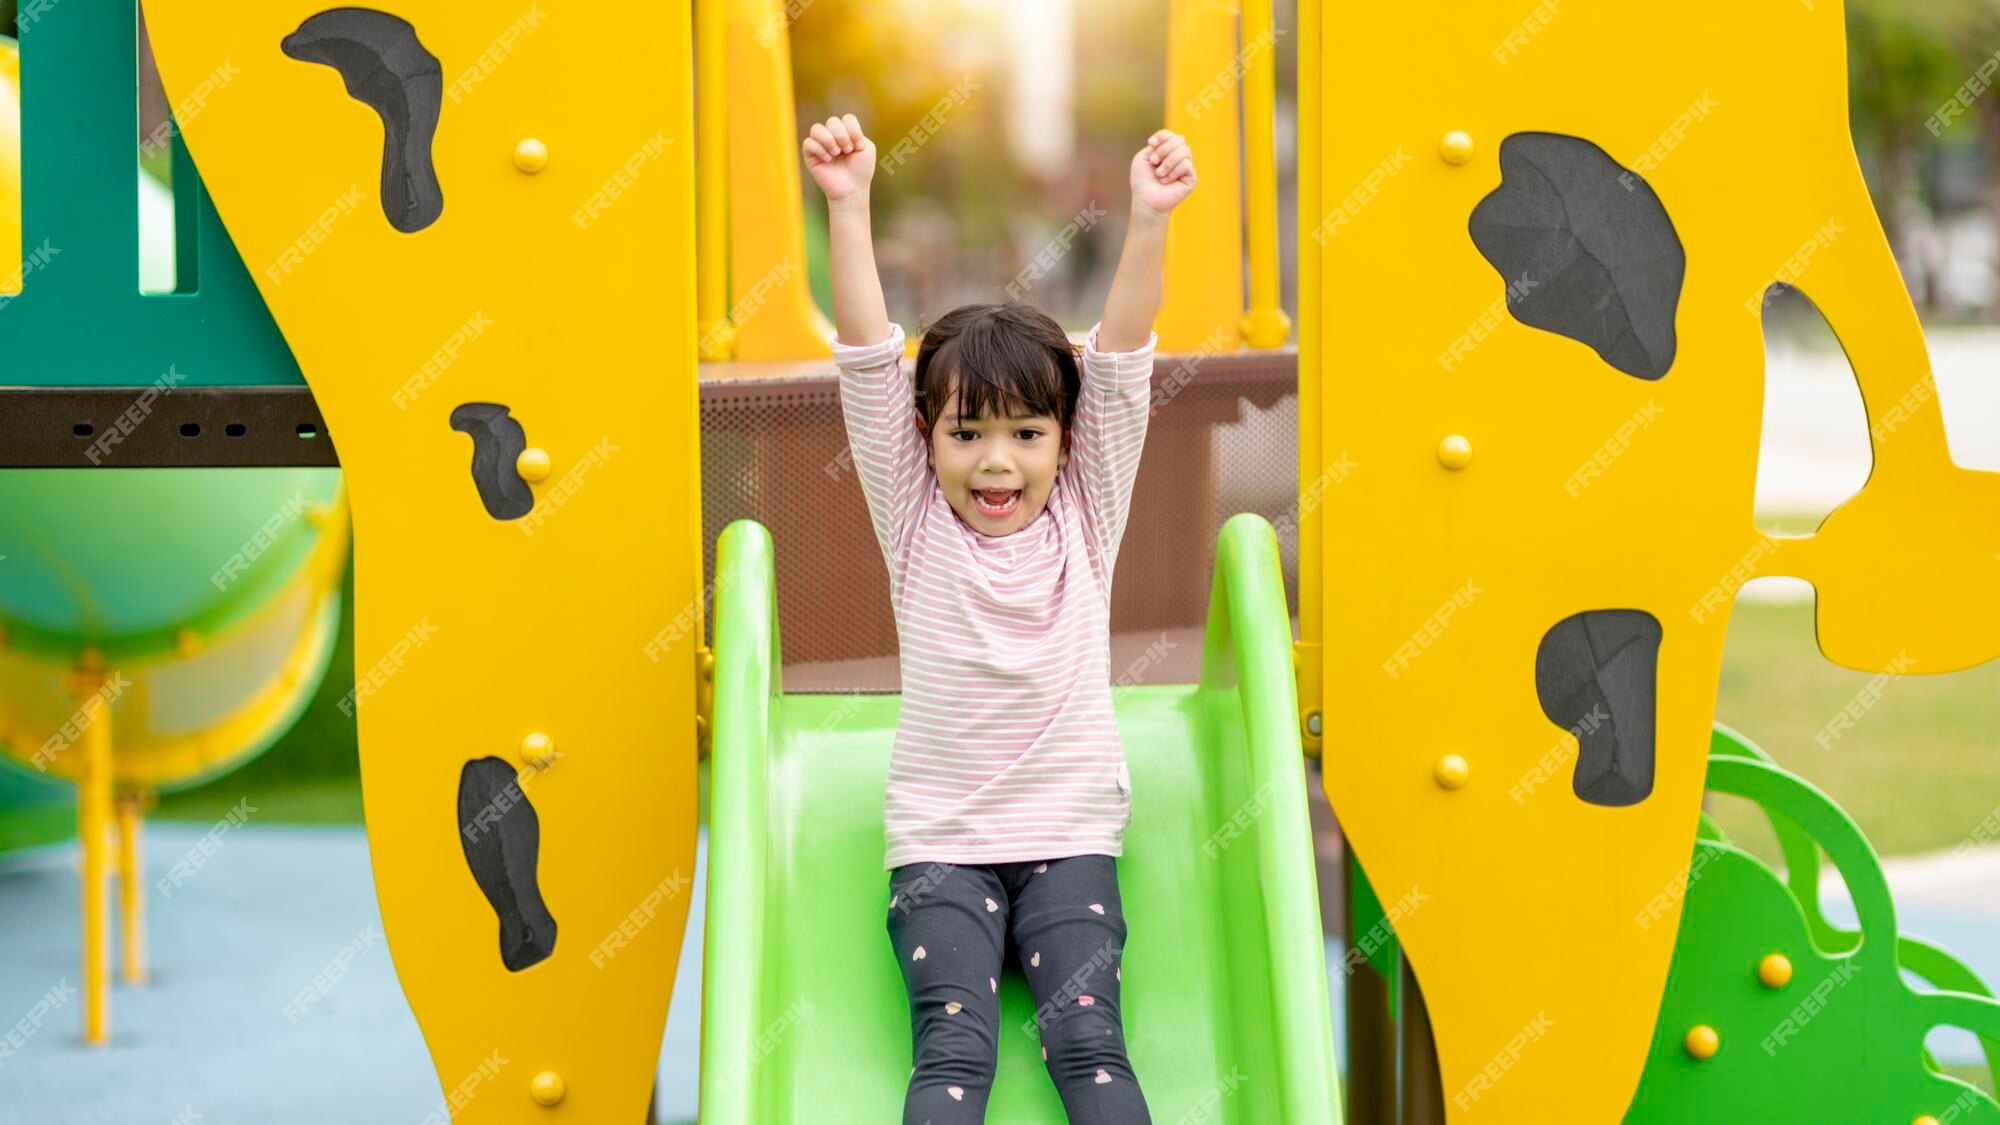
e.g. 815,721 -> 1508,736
699,514 -> 1342,1123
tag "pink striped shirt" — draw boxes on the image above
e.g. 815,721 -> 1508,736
833,319 -> 1157,869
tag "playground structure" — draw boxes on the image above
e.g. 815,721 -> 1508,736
0,0 -> 1994,1123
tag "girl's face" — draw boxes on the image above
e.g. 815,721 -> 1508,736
918,387 -> 1069,537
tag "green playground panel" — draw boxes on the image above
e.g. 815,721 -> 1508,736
699,515 -> 1343,1123
6,12 -> 301,388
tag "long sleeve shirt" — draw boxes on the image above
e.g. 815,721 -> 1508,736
832,319 -> 1156,869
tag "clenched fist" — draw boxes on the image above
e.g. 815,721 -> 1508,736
803,113 -> 876,204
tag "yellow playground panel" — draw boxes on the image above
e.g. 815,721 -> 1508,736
145,2 -> 704,1121
1300,0 -> 1999,1121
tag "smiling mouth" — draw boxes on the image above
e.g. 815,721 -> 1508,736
972,489 -> 1021,518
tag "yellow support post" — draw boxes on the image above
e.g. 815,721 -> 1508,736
1239,0 -> 1290,349
116,793 -> 146,986
696,0 -> 733,360
1293,0 -> 1322,756
725,0 -> 834,359
1160,0 -> 1245,352
70,665 -> 112,1045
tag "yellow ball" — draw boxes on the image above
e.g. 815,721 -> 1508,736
1440,130 -> 1476,165
1757,952 -> 1793,990
1434,754 -> 1470,790
1437,434 -> 1474,470
520,732 -> 556,768
516,447 -> 553,483
513,137 -> 550,174
528,1070 -> 566,1106
1683,1025 -> 1720,1061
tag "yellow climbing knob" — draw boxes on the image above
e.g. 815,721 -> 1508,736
1440,129 -> 1475,165
528,1070 -> 566,1106
516,447 -> 552,482
1434,754 -> 1470,789
1437,434 -> 1473,470
513,137 -> 549,174
1683,1025 -> 1720,1060
1757,952 -> 1793,990
1914,1116 -> 1942,1125
520,732 -> 556,768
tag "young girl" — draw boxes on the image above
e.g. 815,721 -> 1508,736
802,112 -> 1195,1124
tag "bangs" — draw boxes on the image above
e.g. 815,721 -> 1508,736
914,303 -> 1080,437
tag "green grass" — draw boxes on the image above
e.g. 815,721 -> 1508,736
1709,598 -> 2000,863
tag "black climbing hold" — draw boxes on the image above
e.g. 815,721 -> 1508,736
1468,133 -> 1684,380
1535,609 -> 1663,807
457,756 -> 557,972
282,8 -> 445,233
450,403 -> 533,520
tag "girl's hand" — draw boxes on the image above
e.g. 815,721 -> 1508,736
803,113 -> 877,204
1131,129 -> 1196,217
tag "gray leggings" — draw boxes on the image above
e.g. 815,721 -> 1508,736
885,853 -> 1152,1123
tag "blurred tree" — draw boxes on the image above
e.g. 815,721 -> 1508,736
1904,0 -> 2000,314
1846,0 -> 1959,306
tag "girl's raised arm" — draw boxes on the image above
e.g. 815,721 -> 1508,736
1097,129 -> 1197,351
804,113 -> 890,347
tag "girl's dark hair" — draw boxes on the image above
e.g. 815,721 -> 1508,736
912,303 -> 1080,441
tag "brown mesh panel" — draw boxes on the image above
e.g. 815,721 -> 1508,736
699,350 -> 1299,692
